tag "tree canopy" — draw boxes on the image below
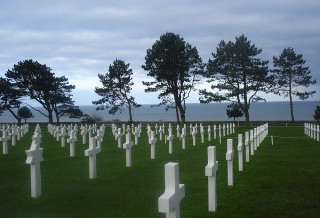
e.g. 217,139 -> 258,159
226,103 -> 244,121
142,32 -> 204,123
0,77 -> 24,124
5,59 -> 81,123
93,59 -> 140,123
199,35 -> 271,126
18,106 -> 34,123
272,47 -> 316,122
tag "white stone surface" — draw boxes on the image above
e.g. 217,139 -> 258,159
149,131 -> 157,159
25,136 -> 44,198
67,130 -> 77,157
167,128 -> 174,154
1,129 -> 9,154
84,137 -> 101,179
205,146 -> 218,212
245,131 -> 249,162
158,162 -> 185,218
123,133 -> 134,167
226,139 -> 234,186
237,134 -> 243,171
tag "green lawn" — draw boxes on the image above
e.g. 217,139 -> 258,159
0,124 -> 319,217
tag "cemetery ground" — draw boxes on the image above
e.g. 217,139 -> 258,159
1,124 -> 320,217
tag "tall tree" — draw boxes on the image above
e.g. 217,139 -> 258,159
5,59 -> 78,123
0,77 -> 24,125
142,32 -> 204,123
226,103 -> 244,121
18,106 -> 34,123
199,35 -> 271,126
272,47 -> 316,123
93,59 -> 140,123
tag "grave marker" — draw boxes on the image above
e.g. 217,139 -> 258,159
1,129 -> 9,154
167,128 -> 174,154
25,136 -> 44,198
226,139 -> 234,186
245,131 -> 249,162
84,137 -> 101,179
205,146 -> 218,212
67,130 -> 77,157
237,134 -> 243,171
158,162 -> 185,218
123,132 -> 134,167
149,131 -> 157,159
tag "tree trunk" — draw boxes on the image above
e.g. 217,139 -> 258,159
289,92 -> 295,123
128,103 -> 133,123
175,106 -> 180,124
244,107 -> 250,127
7,108 -> 21,125
48,109 -> 53,123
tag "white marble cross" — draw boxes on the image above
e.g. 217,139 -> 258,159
181,127 -> 186,150
254,128 -> 257,151
1,129 -> 9,154
158,162 -> 185,218
95,129 -> 103,149
159,126 -> 163,141
205,146 -> 218,212
84,137 -> 101,179
167,128 -> 174,154
237,134 -> 243,171
213,125 -> 216,139
245,131 -> 250,162
176,125 -> 180,138
223,124 -> 225,136
81,126 -> 87,144
117,128 -> 123,148
208,125 -> 211,142
25,136 -> 44,198
226,139 -> 234,186
60,127 -> 67,147
123,132 -> 134,167
226,123 -> 229,135
67,130 -> 77,157
192,127 -> 197,146
11,126 -> 17,146
55,126 -> 60,141
250,130 -> 254,155
149,131 -> 157,159
134,127 -> 139,145
200,126 -> 205,144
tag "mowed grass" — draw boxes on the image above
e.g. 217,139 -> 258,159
0,124 -> 319,217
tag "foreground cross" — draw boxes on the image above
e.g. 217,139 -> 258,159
158,162 -> 185,218
84,137 -> 101,179
25,136 -> 44,198
226,139 -> 234,186
205,146 -> 218,212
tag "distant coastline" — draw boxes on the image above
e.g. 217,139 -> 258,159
0,101 -> 319,123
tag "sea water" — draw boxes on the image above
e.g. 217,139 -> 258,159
0,101 -> 319,123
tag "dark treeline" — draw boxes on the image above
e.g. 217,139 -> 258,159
1,33 -> 317,126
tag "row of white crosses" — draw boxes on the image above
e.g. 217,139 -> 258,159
25,124 -> 43,198
156,124 -> 267,217
1,124 -> 29,154
47,123 -> 105,159
304,123 -> 319,141
227,123 -> 269,187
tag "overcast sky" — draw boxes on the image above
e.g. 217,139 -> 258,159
1,0 -> 319,106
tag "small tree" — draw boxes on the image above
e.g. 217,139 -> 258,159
272,47 -> 316,123
18,106 -> 34,123
93,59 -> 140,123
314,106 -> 320,122
226,103 -> 244,121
